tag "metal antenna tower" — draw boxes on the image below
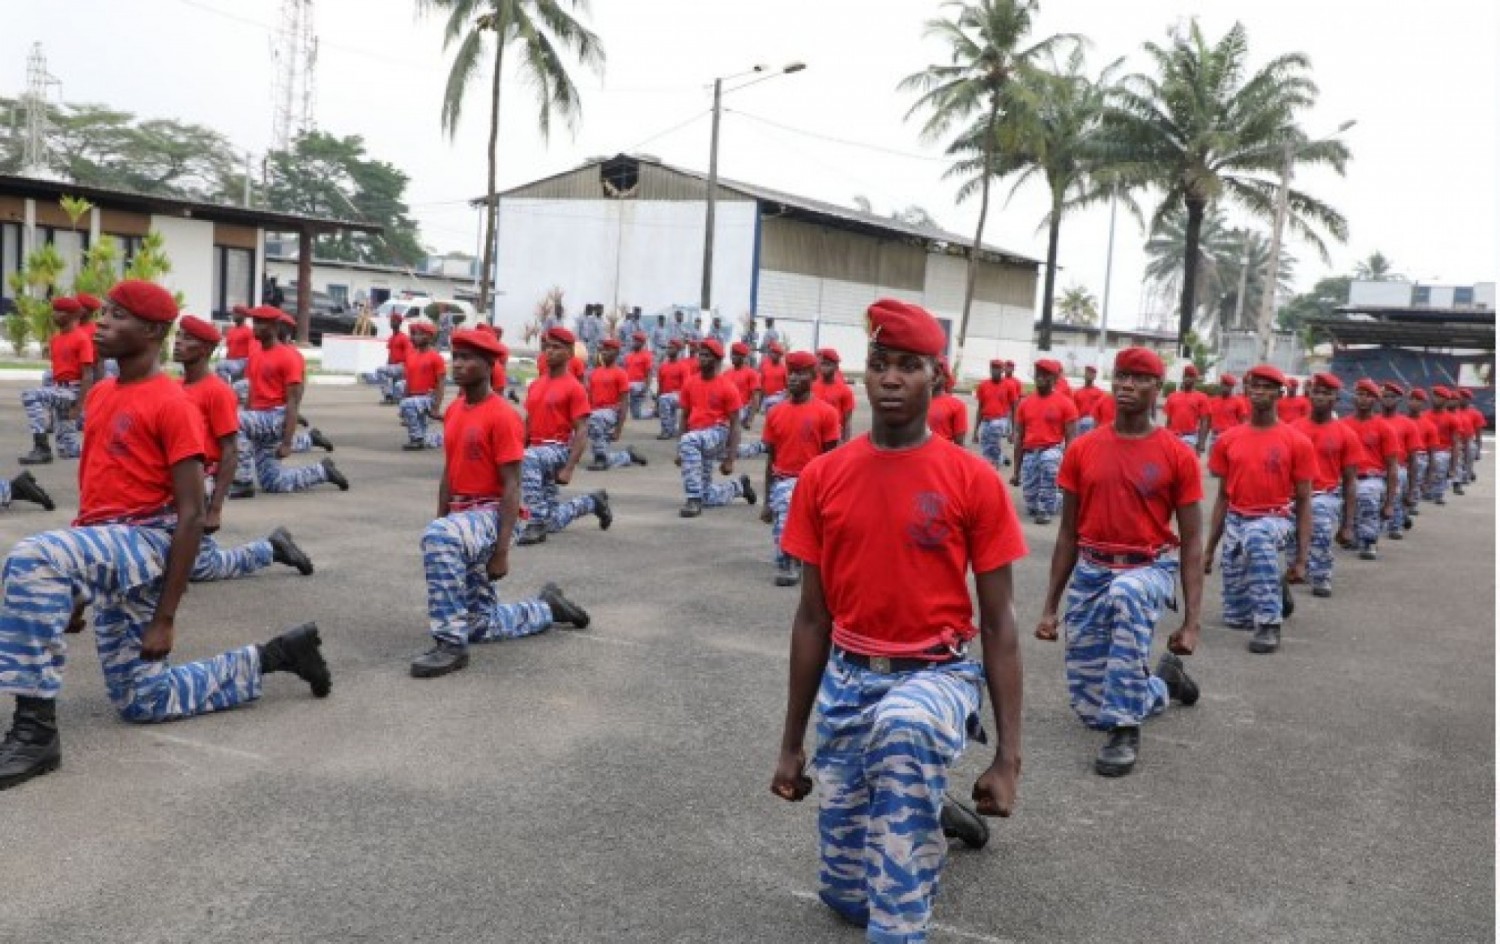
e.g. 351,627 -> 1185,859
20,42 -> 63,178
270,0 -> 318,150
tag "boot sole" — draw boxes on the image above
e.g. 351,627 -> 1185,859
0,753 -> 60,790
1247,640 -> 1280,654
1093,757 -> 1136,777
410,654 -> 470,679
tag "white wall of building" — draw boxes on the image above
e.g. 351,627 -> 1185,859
264,257 -> 471,307
493,198 -> 756,340
1348,280 -> 1413,307
148,215 -> 215,316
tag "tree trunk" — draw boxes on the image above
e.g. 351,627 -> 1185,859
1177,195 -> 1207,358
955,94 -> 1002,378
1037,194 -> 1063,352
477,38 -> 506,319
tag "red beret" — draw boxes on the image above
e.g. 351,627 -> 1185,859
231,304 -> 250,317
1113,346 -> 1164,378
473,323 -> 497,338
1459,388 -> 1474,401
248,305 -> 284,322
667,339 -> 683,350
1431,385 -> 1452,398
1409,387 -> 1428,401
989,359 -> 1005,369
866,298 -> 947,356
1003,360 -> 1015,368
936,356 -> 954,386
730,341 -> 750,356
451,329 -> 505,359
1285,377 -> 1300,390
700,338 -> 725,359
1034,358 -> 1063,377
600,338 -> 621,350
277,311 -> 297,327
817,347 -> 840,364
389,312 -> 404,324
1083,365 -> 1098,375
1354,378 -> 1382,396
631,331 -> 647,343
1182,365 -> 1200,378
768,342 -> 784,355
408,321 -> 437,337
1311,372 -> 1343,391
1380,380 -> 1406,395
74,293 -> 101,312
178,315 -> 221,344
50,296 -> 81,314
1244,364 -> 1286,388
108,280 -> 179,323
785,351 -> 817,371
543,326 -> 575,346
1219,374 -> 1237,387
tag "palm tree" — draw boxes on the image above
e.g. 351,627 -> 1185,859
1055,284 -> 1098,326
1145,209 -> 1295,343
946,47 -> 1127,351
899,0 -> 1076,370
1102,20 -> 1349,355
1354,251 -> 1403,281
421,0 -> 604,314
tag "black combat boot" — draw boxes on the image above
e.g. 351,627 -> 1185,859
8,471 -> 55,511
1094,726 -> 1140,777
1155,652 -> 1200,706
740,474 -> 757,505
269,527 -> 314,576
1248,622 -> 1281,654
939,794 -> 990,849
309,428 -> 334,452
410,640 -> 470,679
18,433 -> 52,466
320,458 -> 350,491
592,490 -> 612,530
539,583 -> 590,629
0,696 -> 61,790
258,623 -> 331,697
627,446 -> 648,466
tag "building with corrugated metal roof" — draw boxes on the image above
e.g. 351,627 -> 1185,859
476,154 -> 1041,374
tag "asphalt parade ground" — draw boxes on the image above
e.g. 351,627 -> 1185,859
0,379 -> 1492,943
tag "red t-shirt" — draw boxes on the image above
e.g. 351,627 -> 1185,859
1415,413 -> 1440,450
1091,395 -> 1117,426
762,396 -> 841,477
1208,394 -> 1250,434
1015,391 -> 1078,449
49,326 -> 96,384
974,379 -> 1014,420
759,359 -> 788,397
680,372 -> 745,431
405,349 -> 447,397
1382,413 -> 1424,460
182,373 -> 240,466
1208,423 -> 1317,516
658,359 -> 687,396
248,343 -> 305,410
727,365 -> 761,403
588,365 -> 630,409
226,324 -> 255,360
1465,407 -> 1487,437
813,379 -> 856,434
781,435 -> 1027,658
624,350 -> 654,384
927,394 -> 969,443
76,374 -> 204,526
443,394 -> 525,500
1431,410 -> 1461,451
1055,375 -> 1073,395
1058,427 -> 1203,554
569,356 -> 586,379
1073,385 -> 1107,420
490,357 -> 507,391
524,372 -> 590,445
1341,415 -> 1399,475
386,330 -> 412,366
1277,396 -> 1311,424
1163,390 -> 1209,435
1289,417 -> 1362,492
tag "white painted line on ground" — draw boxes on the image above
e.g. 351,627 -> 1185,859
789,890 -> 1023,944
150,732 -> 267,762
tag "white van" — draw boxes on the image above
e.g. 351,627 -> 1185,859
371,298 -> 478,340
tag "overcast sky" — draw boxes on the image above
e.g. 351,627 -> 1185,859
7,0 -> 1497,330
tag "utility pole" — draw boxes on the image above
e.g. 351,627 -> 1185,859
1097,192 -> 1117,361
699,77 -> 722,313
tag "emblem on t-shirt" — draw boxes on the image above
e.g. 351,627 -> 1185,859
1134,461 -> 1163,498
1264,446 -> 1285,475
107,411 -> 137,456
463,427 -> 484,461
906,491 -> 951,551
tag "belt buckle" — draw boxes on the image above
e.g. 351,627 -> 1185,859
869,656 -> 892,673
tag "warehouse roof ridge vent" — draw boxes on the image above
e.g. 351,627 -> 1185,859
601,155 -> 641,198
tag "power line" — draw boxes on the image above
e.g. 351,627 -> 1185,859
723,108 -> 951,164
626,109 -> 710,152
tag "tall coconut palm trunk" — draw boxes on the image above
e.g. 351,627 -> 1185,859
478,41 -> 506,316
1037,194 -> 1064,352
1176,195 -> 1207,358
956,96 -> 1002,376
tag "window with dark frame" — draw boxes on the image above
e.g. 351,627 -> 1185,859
212,245 -> 256,317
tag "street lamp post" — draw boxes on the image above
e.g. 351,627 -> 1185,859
1255,120 -> 1356,361
700,62 -> 805,313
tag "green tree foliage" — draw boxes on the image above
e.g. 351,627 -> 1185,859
1145,207 -> 1294,340
1279,274 -> 1351,337
1353,251 -> 1403,281
263,131 -> 427,267
0,99 -> 248,202
1054,284 -> 1098,326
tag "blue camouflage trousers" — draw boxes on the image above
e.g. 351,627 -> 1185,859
22,383 -> 81,457
657,393 -> 680,437
628,382 -> 652,419
1076,416 -> 1096,434
0,525 -> 261,720
1413,453 -> 1429,501
679,426 -> 744,505
400,394 -> 444,449
422,509 -> 553,647
0,478 -> 8,508
191,535 -> 273,583
361,363 -> 406,401
521,444 -> 597,532
978,418 -> 1010,468
1307,491 -> 1343,591
235,407 -> 330,493
1220,513 -> 1293,629
1425,451 -> 1451,501
1385,468 -> 1409,537
215,358 -> 247,384
1177,433 -> 1199,451
1064,558 -> 1176,731
736,441 -> 768,459
1020,445 -> 1064,517
587,408 -> 632,467
769,476 -> 797,569
762,392 -> 787,414
813,652 -> 985,943
1352,477 -> 1385,548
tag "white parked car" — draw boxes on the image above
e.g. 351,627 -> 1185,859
371,298 -> 479,339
